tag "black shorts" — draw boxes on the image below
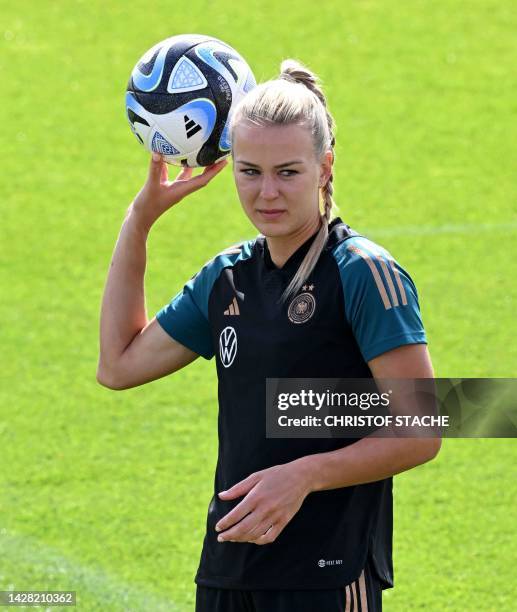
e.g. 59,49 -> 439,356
195,559 -> 383,612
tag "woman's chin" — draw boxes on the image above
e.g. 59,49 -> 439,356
253,218 -> 291,238
258,225 -> 290,239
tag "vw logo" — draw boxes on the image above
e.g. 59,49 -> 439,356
219,326 -> 237,368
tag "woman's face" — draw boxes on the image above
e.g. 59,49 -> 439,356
231,122 -> 332,239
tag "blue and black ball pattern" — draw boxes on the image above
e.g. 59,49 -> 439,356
126,35 -> 256,166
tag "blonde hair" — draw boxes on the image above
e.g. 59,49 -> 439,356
229,59 -> 336,301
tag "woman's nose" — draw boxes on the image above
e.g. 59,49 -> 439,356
259,175 -> 279,200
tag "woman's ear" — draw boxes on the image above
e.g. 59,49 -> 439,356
319,150 -> 334,187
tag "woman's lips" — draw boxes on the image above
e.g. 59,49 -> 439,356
257,209 -> 286,220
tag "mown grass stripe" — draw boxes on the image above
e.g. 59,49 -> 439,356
0,530 -> 180,612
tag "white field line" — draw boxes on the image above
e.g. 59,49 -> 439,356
0,530 -> 181,611
362,221 -> 517,237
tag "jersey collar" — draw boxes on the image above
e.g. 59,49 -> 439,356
262,217 -> 344,272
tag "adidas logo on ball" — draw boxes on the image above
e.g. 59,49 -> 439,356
184,114 -> 202,139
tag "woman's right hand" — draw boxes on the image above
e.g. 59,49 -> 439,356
130,152 -> 228,231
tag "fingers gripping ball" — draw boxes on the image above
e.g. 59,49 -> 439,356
125,34 -> 256,167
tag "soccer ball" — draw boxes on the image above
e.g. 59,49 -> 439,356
125,34 -> 256,167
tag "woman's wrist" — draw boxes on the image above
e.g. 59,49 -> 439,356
290,455 -> 321,495
125,202 -> 155,237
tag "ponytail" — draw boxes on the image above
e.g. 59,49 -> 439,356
277,60 -> 336,302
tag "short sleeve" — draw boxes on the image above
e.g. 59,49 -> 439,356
156,269 -> 214,360
155,241 -> 254,361
332,238 -> 427,362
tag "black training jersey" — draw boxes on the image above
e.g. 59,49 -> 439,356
156,218 -> 427,590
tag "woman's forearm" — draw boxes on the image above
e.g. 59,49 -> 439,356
97,204 -> 151,375
296,435 -> 441,493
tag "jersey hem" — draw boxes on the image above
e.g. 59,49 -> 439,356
195,576 -> 371,591
196,549 -> 373,591
155,312 -> 214,360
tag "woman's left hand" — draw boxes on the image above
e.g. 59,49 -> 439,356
215,461 -> 312,545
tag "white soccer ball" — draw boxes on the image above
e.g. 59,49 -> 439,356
125,34 -> 256,167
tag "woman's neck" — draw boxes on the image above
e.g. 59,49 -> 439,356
266,215 -> 322,269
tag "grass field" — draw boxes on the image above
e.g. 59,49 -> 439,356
1,0 -> 516,610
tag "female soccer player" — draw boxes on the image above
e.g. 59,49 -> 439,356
98,60 -> 440,611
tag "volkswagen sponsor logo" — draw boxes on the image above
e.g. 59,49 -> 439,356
219,326 -> 237,368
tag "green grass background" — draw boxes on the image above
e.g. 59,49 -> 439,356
1,0 -> 516,609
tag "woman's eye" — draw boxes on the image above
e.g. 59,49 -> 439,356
239,169 -> 298,177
